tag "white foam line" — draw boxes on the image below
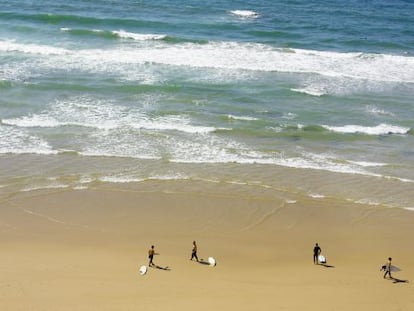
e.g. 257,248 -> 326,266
2,101 -> 220,134
113,30 -> 166,41
20,184 -> 69,192
355,199 -> 381,206
20,207 -> 106,232
0,40 -> 68,55
349,161 -> 387,167
22,208 -> 67,225
73,186 -> 88,190
2,39 -> 414,83
286,200 -> 297,204
227,114 -> 258,121
99,176 -> 145,183
323,124 -> 410,135
230,10 -> 260,18
365,105 -> 395,117
291,87 -> 326,97
309,193 -> 325,199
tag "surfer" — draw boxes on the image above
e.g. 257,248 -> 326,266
383,257 -> 392,279
313,243 -> 321,264
148,245 -> 156,267
190,241 -> 199,262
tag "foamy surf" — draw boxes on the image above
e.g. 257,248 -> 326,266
291,87 -> 326,97
2,97 -> 219,134
0,40 -> 68,55
99,176 -> 145,183
99,173 -> 189,184
112,30 -> 167,41
21,184 -> 69,192
0,125 -> 57,155
2,39 -> 414,84
227,114 -> 258,121
323,124 -> 410,135
230,10 -> 260,18
348,161 -> 387,167
308,193 -> 326,199
365,105 -> 395,117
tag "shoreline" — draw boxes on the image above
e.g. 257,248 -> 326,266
2,155 -> 414,212
1,184 -> 413,310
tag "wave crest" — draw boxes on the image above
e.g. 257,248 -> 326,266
230,10 -> 260,18
112,30 -> 167,41
323,123 -> 410,135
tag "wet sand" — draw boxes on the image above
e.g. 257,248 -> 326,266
1,185 -> 413,310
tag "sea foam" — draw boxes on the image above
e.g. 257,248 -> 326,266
0,125 -> 57,155
291,87 -> 326,97
2,39 -> 414,85
227,114 -> 258,121
3,98 -> 219,134
0,40 -> 68,55
230,10 -> 260,18
112,30 -> 167,41
323,124 -> 410,135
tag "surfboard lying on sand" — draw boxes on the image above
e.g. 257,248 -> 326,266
208,257 -> 216,267
318,255 -> 326,264
139,265 -> 147,275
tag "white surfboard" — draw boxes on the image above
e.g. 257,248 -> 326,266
208,257 -> 216,267
382,264 -> 401,272
139,265 -> 147,275
318,255 -> 326,264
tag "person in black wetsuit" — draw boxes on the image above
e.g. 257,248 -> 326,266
190,240 -> 199,262
313,243 -> 321,264
148,245 -> 156,266
383,257 -> 393,279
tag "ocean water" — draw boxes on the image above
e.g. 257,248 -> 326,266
1,0 -> 413,208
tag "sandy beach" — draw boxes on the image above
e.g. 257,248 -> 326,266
1,182 -> 413,311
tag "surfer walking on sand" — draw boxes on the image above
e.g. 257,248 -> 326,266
313,243 -> 321,264
148,245 -> 157,267
383,257 -> 393,279
190,241 -> 199,262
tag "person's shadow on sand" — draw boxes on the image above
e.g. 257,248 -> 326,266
319,263 -> 335,268
150,264 -> 171,271
390,277 -> 409,284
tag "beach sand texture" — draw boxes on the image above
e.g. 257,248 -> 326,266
1,184 -> 413,311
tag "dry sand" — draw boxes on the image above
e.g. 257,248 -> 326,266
1,185 -> 413,310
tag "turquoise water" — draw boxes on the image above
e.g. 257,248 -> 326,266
1,0 -> 413,208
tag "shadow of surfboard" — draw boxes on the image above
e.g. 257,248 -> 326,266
198,259 -> 211,265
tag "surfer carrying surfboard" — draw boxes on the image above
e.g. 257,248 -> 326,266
383,257 -> 392,279
148,245 -> 157,267
190,241 -> 199,262
313,243 -> 322,264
